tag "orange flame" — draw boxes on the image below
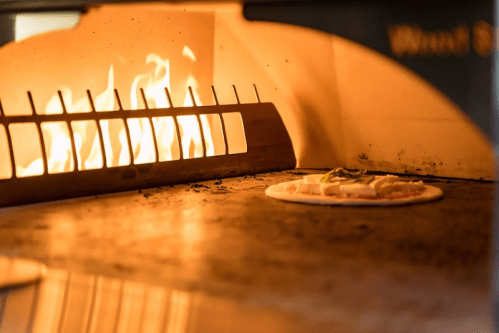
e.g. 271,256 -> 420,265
18,48 -> 215,177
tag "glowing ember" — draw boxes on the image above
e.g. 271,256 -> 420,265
18,48 -> 216,177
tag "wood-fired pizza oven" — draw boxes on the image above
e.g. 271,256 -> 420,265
0,1 -> 496,332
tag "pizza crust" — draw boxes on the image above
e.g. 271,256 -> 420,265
265,179 -> 443,206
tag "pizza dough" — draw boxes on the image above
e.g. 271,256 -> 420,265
265,169 -> 443,206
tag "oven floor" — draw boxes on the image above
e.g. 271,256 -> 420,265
0,170 -> 494,332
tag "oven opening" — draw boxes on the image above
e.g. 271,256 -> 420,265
0,1 -> 495,332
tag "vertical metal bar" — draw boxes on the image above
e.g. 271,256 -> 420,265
113,89 -> 123,111
173,117 -> 184,161
164,87 -> 174,108
164,88 -> 184,159
139,88 -> 149,109
211,87 -> 229,155
232,85 -> 240,104
87,90 -> 108,169
28,91 -> 48,175
149,119 -> 160,162
4,125 -> 16,179
58,91 -> 79,172
219,113 -> 229,156
0,100 -> 16,178
189,86 -> 207,157
253,84 -> 261,103
115,89 -> 134,166
188,86 -> 197,107
231,84 -> 241,154
141,88 -> 159,163
27,92 -> 37,116
211,85 -> 220,105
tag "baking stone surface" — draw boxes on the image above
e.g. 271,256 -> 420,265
265,180 -> 443,206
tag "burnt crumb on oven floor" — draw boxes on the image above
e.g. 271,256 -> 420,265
0,169 -> 493,329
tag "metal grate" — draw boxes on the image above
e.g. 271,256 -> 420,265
0,84 -> 296,207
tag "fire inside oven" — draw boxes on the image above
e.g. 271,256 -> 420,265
0,85 -> 295,207
0,3 -> 299,207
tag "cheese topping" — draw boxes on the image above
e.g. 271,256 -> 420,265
293,168 -> 425,198
340,183 -> 377,197
296,182 -> 321,195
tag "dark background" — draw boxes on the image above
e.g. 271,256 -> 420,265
244,0 -> 494,141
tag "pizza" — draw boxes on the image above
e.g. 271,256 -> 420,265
265,168 -> 443,206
